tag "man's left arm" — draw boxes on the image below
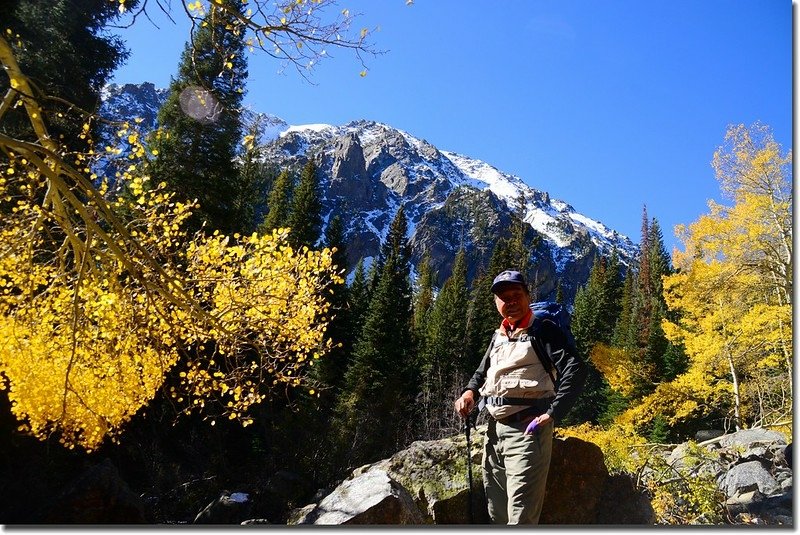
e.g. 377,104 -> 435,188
541,320 -> 587,424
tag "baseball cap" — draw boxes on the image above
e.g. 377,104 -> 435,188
491,270 -> 528,294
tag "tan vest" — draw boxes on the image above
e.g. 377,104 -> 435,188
479,319 -> 556,419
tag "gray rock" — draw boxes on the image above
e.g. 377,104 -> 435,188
695,429 -> 725,442
721,461 -> 781,498
295,427 -> 652,525
330,132 -> 373,205
726,489 -> 765,516
717,429 -> 787,450
288,470 -> 424,525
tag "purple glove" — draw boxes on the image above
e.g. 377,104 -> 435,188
525,418 -> 539,435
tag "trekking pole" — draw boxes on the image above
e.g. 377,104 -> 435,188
463,410 -> 475,524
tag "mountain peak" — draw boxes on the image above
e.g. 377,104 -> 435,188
98,82 -> 637,302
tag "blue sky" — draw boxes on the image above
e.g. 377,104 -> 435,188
109,1 -> 792,254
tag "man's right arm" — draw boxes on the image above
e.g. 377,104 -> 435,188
455,332 -> 496,417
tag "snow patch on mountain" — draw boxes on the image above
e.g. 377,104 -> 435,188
440,150 -> 636,260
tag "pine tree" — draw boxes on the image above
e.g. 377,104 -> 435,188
310,216 -> 349,395
147,0 -> 248,235
259,169 -> 294,234
605,212 -> 687,425
417,249 -> 470,439
0,0 -> 135,153
335,207 -> 416,463
509,192 -> 531,274
421,249 -> 470,379
464,240 -> 512,373
647,219 -> 672,304
347,258 -> 371,339
412,253 -> 436,360
612,267 -> 635,348
287,159 -> 323,249
236,116 -> 279,233
645,217 -> 687,384
566,253 -> 623,424
555,280 -> 565,304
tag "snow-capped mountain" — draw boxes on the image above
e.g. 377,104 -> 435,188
263,120 -> 636,300
98,83 -> 637,303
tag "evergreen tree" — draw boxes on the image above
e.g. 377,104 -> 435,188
417,249 -> 470,439
287,159 -> 323,249
335,207 -> 416,464
509,192 -> 531,274
613,212 -> 687,409
555,280 -> 565,304
420,250 -> 470,380
259,169 -> 294,234
412,253 -> 436,360
612,267 -> 636,348
645,217 -> 688,383
566,253 -> 623,424
236,116 -> 279,233
147,0 -> 248,235
465,239 -> 512,373
325,216 -> 349,285
0,0 -> 135,153
310,216 -> 349,395
647,218 -> 672,303
346,258 -> 371,339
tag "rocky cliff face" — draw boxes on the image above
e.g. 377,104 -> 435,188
260,120 -> 637,302
98,83 -> 639,302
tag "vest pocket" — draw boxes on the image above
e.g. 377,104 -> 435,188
498,377 -> 540,391
518,378 -> 540,389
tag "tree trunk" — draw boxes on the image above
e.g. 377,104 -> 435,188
725,348 -> 741,431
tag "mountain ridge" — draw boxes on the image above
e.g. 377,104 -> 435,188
98,83 -> 638,301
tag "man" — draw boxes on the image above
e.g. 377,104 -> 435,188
454,270 -> 586,524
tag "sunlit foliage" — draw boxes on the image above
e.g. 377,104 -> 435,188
0,34 -> 341,451
562,424 -> 726,524
609,123 -> 792,433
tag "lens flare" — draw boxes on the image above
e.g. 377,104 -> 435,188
179,85 -> 221,124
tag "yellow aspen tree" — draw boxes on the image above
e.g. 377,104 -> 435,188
653,123 -> 792,431
0,34 -> 341,451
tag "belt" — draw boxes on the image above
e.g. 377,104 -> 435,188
485,396 -> 553,407
492,397 -> 553,425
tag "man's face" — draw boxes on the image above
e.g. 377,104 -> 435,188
494,283 -> 530,324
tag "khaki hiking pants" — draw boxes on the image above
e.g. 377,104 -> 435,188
482,415 -> 554,524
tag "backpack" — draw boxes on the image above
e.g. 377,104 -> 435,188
527,300 -> 576,386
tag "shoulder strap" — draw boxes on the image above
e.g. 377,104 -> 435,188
527,320 -> 557,386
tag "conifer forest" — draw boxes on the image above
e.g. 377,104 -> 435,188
0,0 -> 791,526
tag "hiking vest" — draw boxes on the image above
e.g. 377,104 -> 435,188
478,320 -> 556,420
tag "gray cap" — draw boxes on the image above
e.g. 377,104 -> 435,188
491,270 -> 527,294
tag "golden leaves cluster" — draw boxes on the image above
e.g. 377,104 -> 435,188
175,228 -> 340,422
0,156 -> 187,451
0,48 -> 340,450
